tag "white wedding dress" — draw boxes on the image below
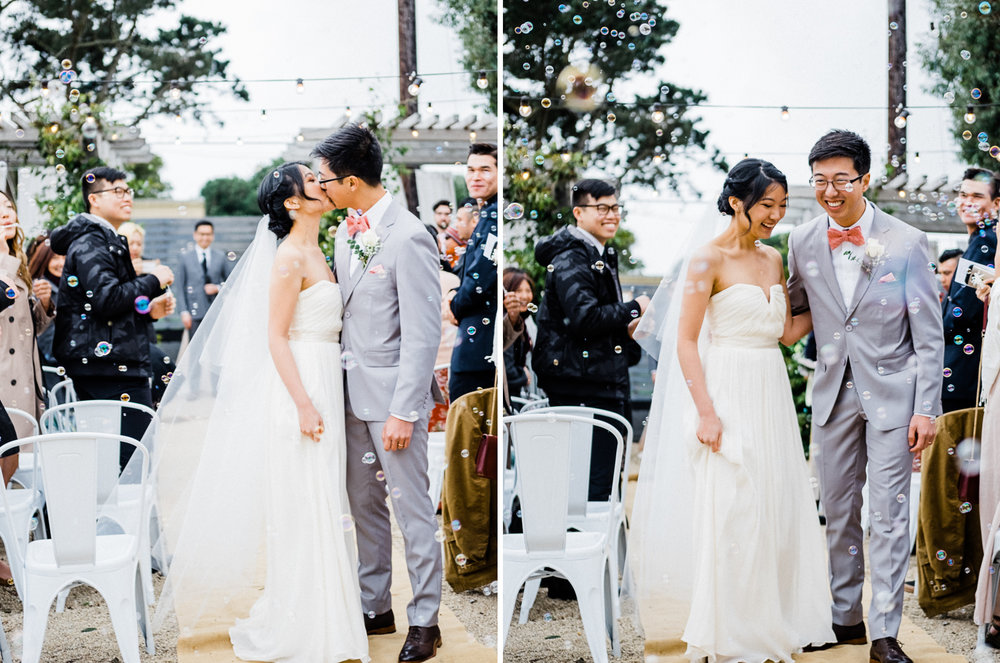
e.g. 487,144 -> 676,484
229,280 -> 370,663
680,283 -> 833,662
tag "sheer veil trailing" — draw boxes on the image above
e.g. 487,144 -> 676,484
118,217 -> 279,633
624,211 -> 728,622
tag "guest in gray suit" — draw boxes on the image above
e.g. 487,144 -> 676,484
175,220 -> 234,337
787,130 -> 943,663
314,124 -> 444,663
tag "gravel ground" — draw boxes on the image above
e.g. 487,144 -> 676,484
0,511 -> 497,662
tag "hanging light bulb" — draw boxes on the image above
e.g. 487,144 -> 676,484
518,97 -> 532,118
411,128 -> 419,137
650,103 -> 665,124
780,105 -> 790,120
469,130 -> 477,141
426,101 -> 434,114
169,82 -> 181,99
914,151 -> 921,163
296,133 -> 304,142
965,106 -> 977,124
520,169 -> 531,180
174,113 -> 182,123
260,109 -> 267,121
476,71 -> 489,90
407,75 -> 423,96
893,109 -> 909,129
48,123 -> 59,134
296,78 -> 304,94
236,136 -> 243,145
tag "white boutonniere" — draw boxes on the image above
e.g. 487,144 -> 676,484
347,228 -> 382,264
861,238 -> 887,275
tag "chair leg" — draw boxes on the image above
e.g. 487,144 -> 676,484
22,583 -> 59,663
518,576 -> 541,624
502,573 -> 523,650
604,560 -> 621,657
565,565 -> 610,663
100,568 -> 143,663
55,587 -> 70,613
135,567 -> 155,654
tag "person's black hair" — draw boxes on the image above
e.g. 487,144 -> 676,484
572,179 -> 617,207
468,143 -> 498,163
962,167 -> 1000,199
939,248 -> 964,264
81,166 -> 128,213
433,200 -> 452,212
717,159 -> 788,230
808,129 -> 871,176
310,124 -> 383,186
458,197 -> 478,210
257,162 -> 319,239
194,219 -> 214,232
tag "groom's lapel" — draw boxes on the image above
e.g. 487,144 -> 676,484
342,202 -> 403,306
846,208 -> 890,317
810,219 -> 848,317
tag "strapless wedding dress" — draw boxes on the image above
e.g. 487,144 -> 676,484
230,280 -> 369,663
682,283 -> 833,663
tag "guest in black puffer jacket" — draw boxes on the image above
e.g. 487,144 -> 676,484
531,178 -> 649,501
50,166 -> 175,466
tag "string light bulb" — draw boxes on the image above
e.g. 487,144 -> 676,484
914,151 -> 921,163
169,82 -> 181,99
650,103 -> 665,124
781,105 -> 790,120
296,78 -> 304,93
518,97 -> 532,117
407,75 -> 423,96
893,109 -> 909,129
260,109 -> 267,121
965,106 -> 977,124
476,71 -> 489,90
469,130 -> 477,141
345,106 -> 352,117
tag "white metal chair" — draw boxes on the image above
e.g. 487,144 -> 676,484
503,413 -> 621,663
516,397 -> 549,413
427,431 -> 447,510
0,432 -> 153,663
0,425 -> 45,601
46,378 -> 76,411
40,401 -> 157,607
512,405 -> 633,622
4,408 -> 44,498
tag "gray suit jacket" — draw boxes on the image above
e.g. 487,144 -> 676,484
787,204 -> 944,430
175,247 -> 234,321
334,200 -> 442,422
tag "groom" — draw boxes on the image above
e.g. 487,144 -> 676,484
313,125 -> 444,662
787,130 -> 943,663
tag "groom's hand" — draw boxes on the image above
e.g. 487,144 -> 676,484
383,416 -> 415,452
908,414 -> 937,453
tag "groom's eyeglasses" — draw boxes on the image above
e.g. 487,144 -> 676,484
318,175 -> 350,185
808,175 -> 864,192
576,204 -> 623,217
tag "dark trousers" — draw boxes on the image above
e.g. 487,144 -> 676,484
546,392 -> 631,502
71,375 -> 153,470
449,370 -> 495,402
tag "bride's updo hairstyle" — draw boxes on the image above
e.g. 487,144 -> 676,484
257,161 -> 320,239
717,158 -> 788,219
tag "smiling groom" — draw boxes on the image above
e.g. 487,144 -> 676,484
313,124 -> 444,663
787,130 -> 943,663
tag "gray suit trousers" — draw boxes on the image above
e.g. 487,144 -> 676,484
814,367 -> 914,638
344,390 -> 442,627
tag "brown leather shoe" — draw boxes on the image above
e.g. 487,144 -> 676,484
803,621 -> 867,651
869,637 -> 913,663
398,625 -> 442,662
364,609 -> 396,635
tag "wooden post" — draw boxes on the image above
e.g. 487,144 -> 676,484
398,0 -> 420,215
887,0 -> 907,172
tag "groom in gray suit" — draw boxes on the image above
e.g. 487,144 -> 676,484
314,125 -> 444,662
787,130 -> 943,663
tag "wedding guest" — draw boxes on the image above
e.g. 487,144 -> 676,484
432,199 -> 452,234
175,220 -> 234,338
430,268 -> 461,433
532,178 -> 649,502
50,166 -> 174,468
937,248 -> 963,300
1,190 -> 54,480
448,144 -> 499,399
118,221 -> 160,275
27,234 -> 64,378
976,275 -> 1000,645
503,268 -> 534,399
441,198 -> 477,270
941,168 -> 999,412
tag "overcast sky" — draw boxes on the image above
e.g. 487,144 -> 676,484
140,0 -> 487,199
613,0 -> 973,274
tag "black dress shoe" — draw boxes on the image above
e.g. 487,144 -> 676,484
399,625 -> 442,662
803,621 -> 867,651
869,637 -> 913,663
364,608 -> 396,635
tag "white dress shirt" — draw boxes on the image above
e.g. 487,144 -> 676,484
349,192 -> 392,276
828,201 -> 874,308
196,246 -> 211,270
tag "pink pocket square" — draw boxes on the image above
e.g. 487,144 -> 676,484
878,273 -> 897,283
368,264 -> 385,275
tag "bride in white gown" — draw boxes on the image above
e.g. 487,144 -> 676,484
629,159 -> 833,662
135,163 -> 369,662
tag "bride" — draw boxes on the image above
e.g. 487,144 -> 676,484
629,158 -> 833,662
135,163 -> 369,662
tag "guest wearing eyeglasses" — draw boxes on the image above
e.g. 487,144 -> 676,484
175,220 -> 235,338
532,178 -> 649,505
49,167 -> 175,468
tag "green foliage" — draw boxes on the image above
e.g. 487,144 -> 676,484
761,231 -> 811,456
434,0 -> 497,111
921,1 -> 1000,168
503,0 -> 725,189
504,122 -> 641,290
200,177 -> 259,217
0,1 -> 247,121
